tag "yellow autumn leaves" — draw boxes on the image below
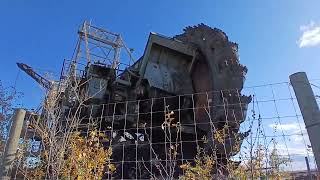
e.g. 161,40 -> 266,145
61,130 -> 114,179
26,130 -> 115,180
179,149 -> 215,180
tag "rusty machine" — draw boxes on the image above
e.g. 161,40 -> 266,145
18,22 -> 251,178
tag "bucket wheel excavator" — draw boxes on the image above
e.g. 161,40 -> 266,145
17,23 -> 251,179
99,24 -> 252,178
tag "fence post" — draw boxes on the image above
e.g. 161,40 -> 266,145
305,156 -> 313,180
290,72 -> 320,172
0,108 -> 26,180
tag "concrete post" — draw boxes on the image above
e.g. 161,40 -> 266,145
0,108 -> 26,180
290,72 -> 320,171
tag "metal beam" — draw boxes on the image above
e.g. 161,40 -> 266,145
17,63 -> 52,89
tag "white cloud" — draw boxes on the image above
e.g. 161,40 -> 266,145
298,21 -> 320,48
268,123 -> 308,143
300,21 -> 315,31
275,143 -> 312,156
291,128 -> 308,143
268,122 -> 302,131
292,135 -> 303,143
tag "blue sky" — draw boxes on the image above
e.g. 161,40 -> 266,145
0,0 -> 319,107
1,0 -> 320,170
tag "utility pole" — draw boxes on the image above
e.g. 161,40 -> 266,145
0,108 -> 26,180
290,72 -> 320,172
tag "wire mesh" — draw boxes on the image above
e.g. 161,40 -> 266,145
0,80 -> 318,179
